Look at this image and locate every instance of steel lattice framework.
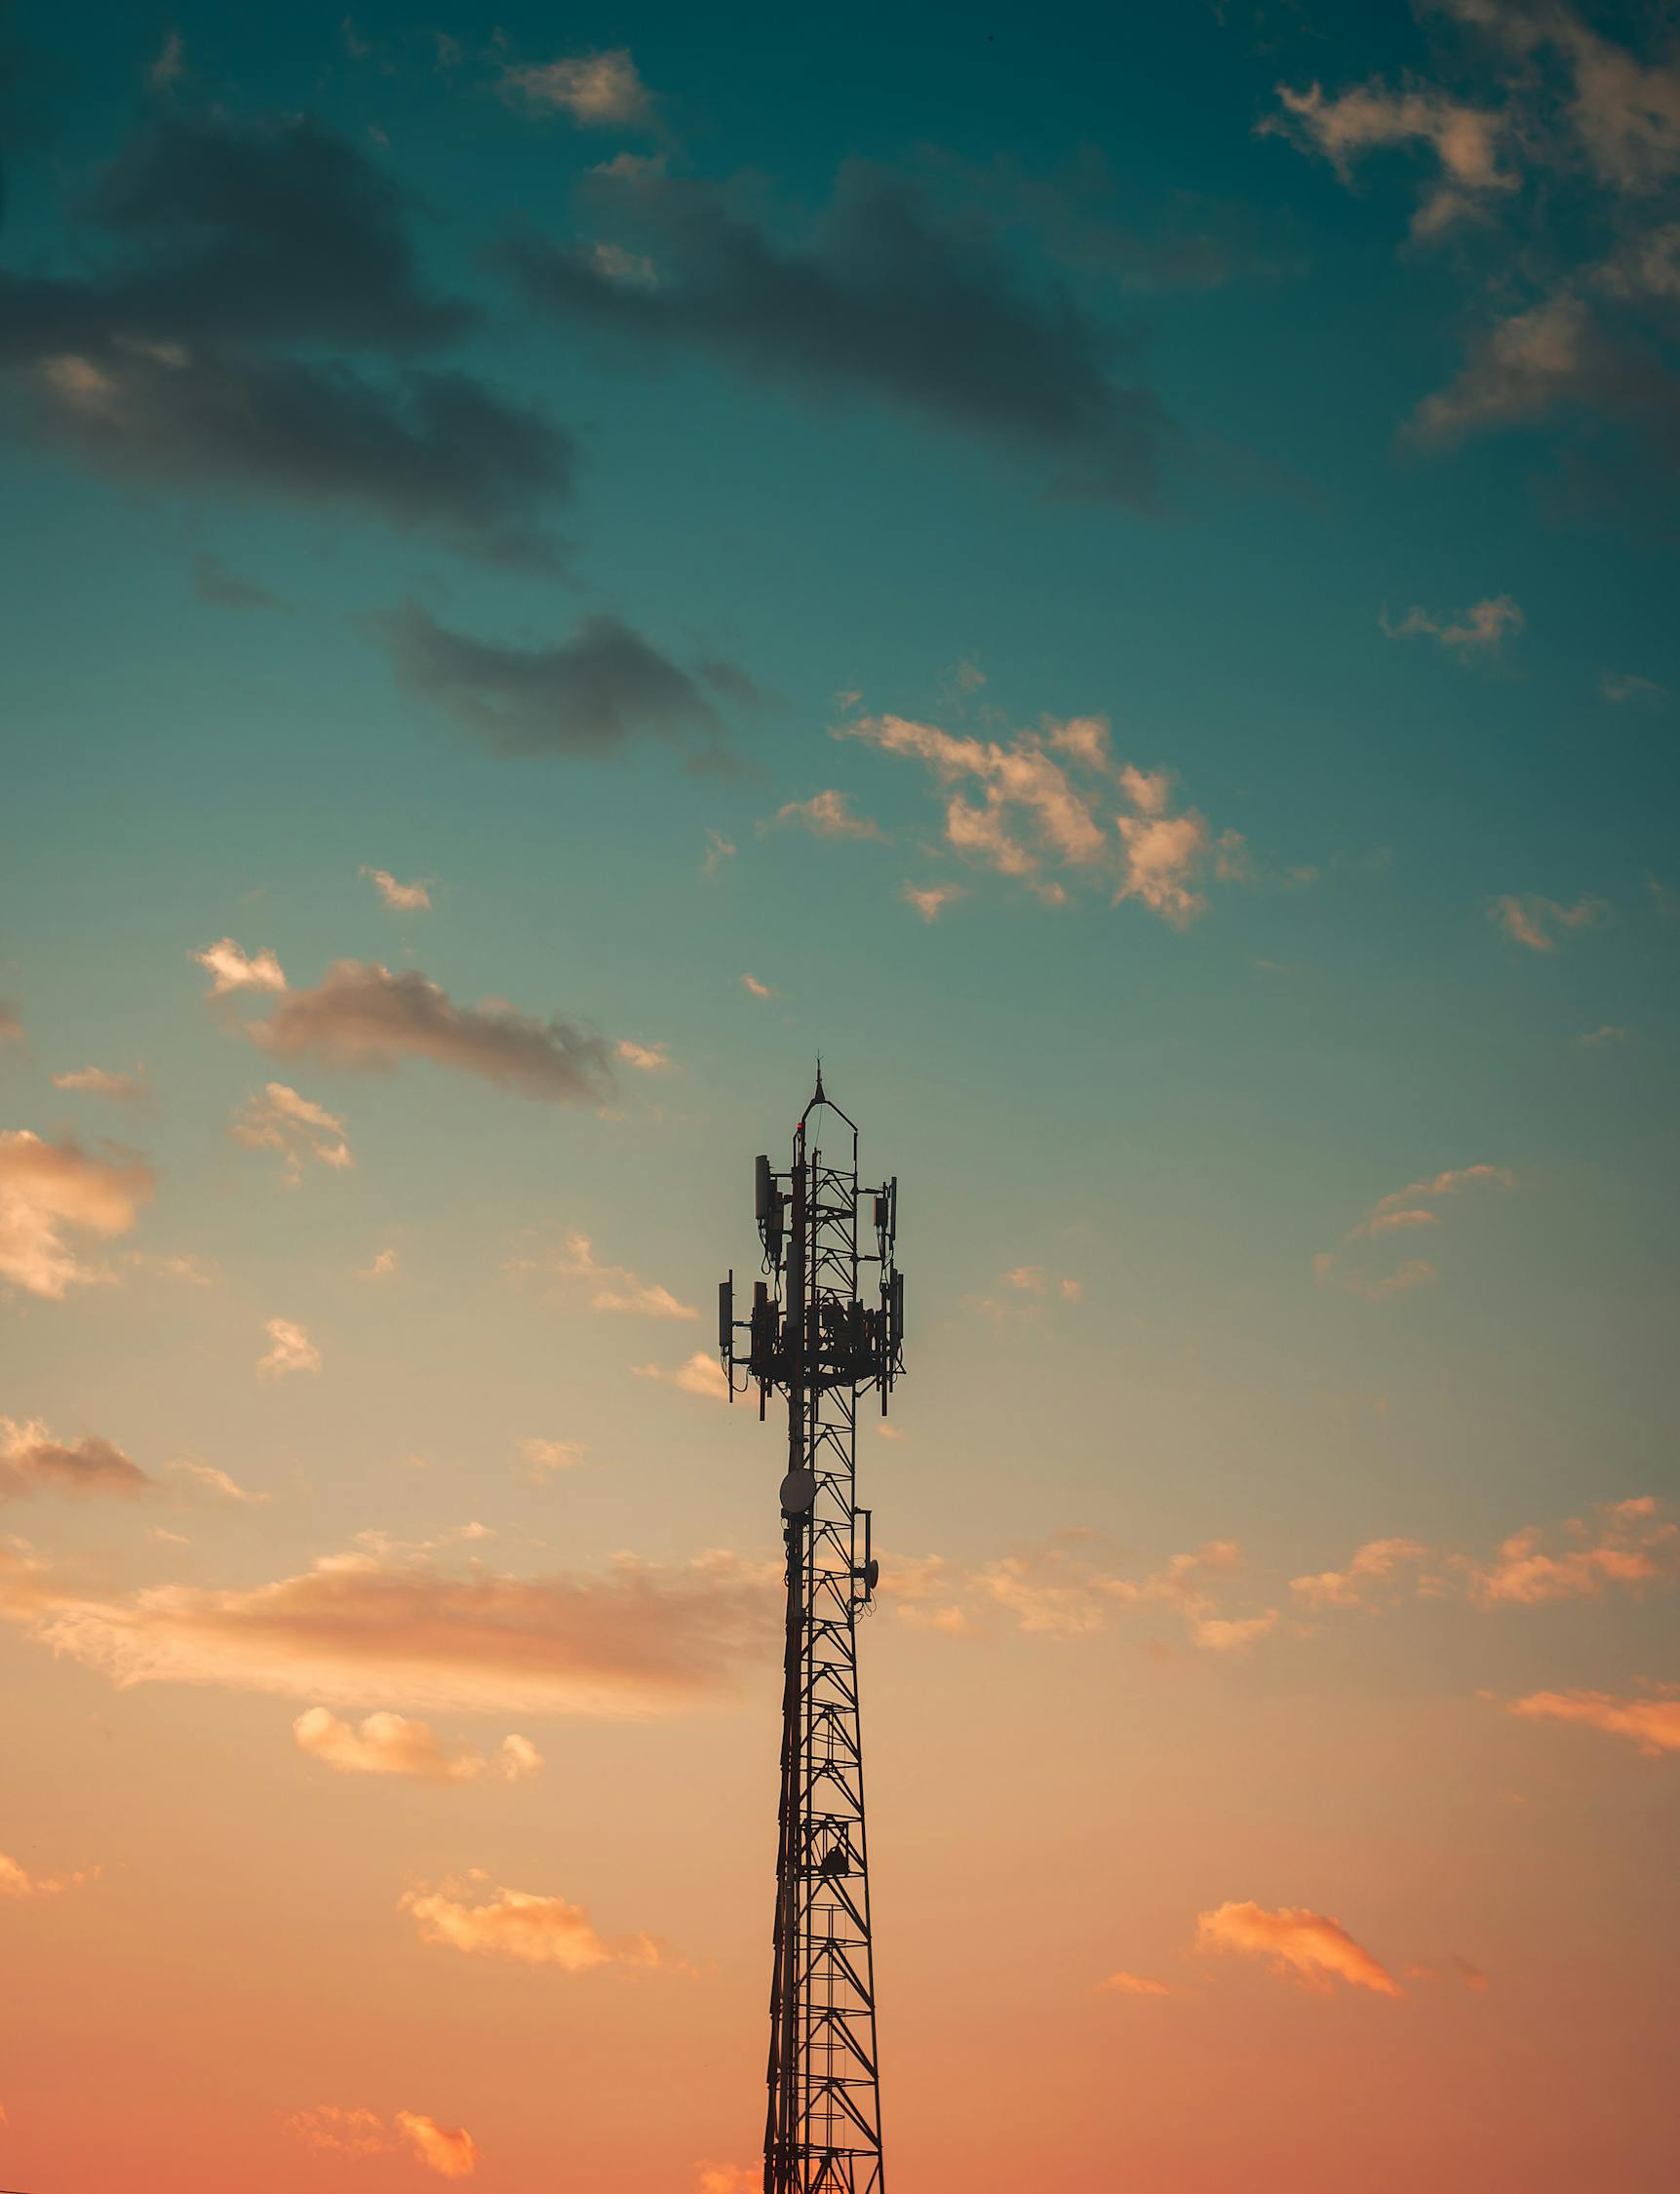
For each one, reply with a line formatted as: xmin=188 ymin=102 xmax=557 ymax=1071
xmin=720 ymin=1071 xmax=904 ymax=2194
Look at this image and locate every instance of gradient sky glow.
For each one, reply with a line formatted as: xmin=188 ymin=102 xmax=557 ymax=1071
xmin=4 ymin=2 xmax=1679 ymax=2188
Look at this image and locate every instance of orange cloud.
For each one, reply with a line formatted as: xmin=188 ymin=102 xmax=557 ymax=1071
xmin=1316 ymin=1163 xmax=1513 ymax=1299
xmin=289 ymin=2103 xmax=390 ymax=2156
xmin=1506 ymin=1685 xmax=1680 ymax=1756
xmin=8 ymin=1545 xmax=777 ymax=1716
xmin=842 ymin=711 xmax=1249 ymax=925
xmin=1196 ymin=1900 xmax=1402 ymax=1997
xmin=0 ymin=1849 xmax=98 ymax=1898
xmin=0 ymin=1417 xmax=151 ymax=1501
xmin=400 ymin=1873 xmax=677 ymax=1973
xmin=396 ymin=2111 xmax=480 ymax=2177
xmin=289 ymin=2104 xmax=480 ymax=2175
xmin=968 ymin=1533 xmax=1272 ymax=1652
xmin=293 ymin=1706 xmax=542 ymax=1783
xmin=696 ymin=2167 xmax=757 ymax=2193
xmin=768 ymin=788 xmax=885 ymax=840
xmin=1490 ymin=893 xmax=1605 ymax=952
xmin=1406 ymin=1956 xmax=1491 ymax=1989
xmin=1291 ymin=1537 xmax=1431 ymax=1610
xmin=0 ymin=1129 xmax=155 ymax=1299
xmin=1462 ymin=1497 xmax=1678 ymax=1605
xmin=1097 ymin=1970 xmax=1179 ymax=1997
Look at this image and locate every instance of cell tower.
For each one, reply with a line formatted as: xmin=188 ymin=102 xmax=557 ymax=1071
xmin=719 ymin=1068 xmax=904 ymax=2194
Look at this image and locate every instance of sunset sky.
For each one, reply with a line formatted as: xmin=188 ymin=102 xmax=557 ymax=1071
xmin=4 ymin=1 xmax=1679 ymax=2187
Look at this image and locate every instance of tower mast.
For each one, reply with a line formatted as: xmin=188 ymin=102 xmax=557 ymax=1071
xmin=720 ymin=1071 xmax=904 ymax=2194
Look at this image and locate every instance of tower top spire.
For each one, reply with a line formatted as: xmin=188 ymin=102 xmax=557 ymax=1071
xmin=812 ymin=1056 xmax=827 ymax=1107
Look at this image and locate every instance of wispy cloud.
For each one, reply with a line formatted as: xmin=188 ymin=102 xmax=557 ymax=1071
xmin=231 ymin=1082 xmax=353 ymax=1182
xmin=1505 ymin=1684 xmax=1680 ymax=1756
xmin=165 ymin=1459 xmax=270 ymax=1507
xmin=289 ymin=2104 xmax=480 ymax=2177
xmin=1491 ymin=893 xmax=1606 ymax=951
xmin=1260 ymin=76 xmax=1512 ymax=238
xmin=903 ymin=882 xmax=967 ymax=922
xmin=892 ymin=1531 xmax=1276 ymax=1654
xmin=518 ymin=1230 xmax=696 ymax=1318
xmin=520 ymin=1437 xmax=587 ymax=1479
xmin=1601 ymin=670 xmax=1668 ymax=705
xmin=1196 ymin=1900 xmax=1402 ymax=1997
xmin=741 ymin=972 xmax=773 ymax=999
xmin=1314 ymin=1162 xmax=1514 ymax=1299
xmin=1380 ymin=595 xmax=1524 ymax=655
xmin=3 ymin=1543 xmax=777 ymax=1715
xmin=50 ymin=1065 xmax=148 ymax=1104
xmin=1295 ymin=1497 xmax=1678 ymax=1615
xmin=1096 ymin=1969 xmax=1180 ymax=1997
xmin=766 ymin=789 xmax=885 ymax=841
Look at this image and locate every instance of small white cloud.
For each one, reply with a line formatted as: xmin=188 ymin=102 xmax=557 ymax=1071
xmin=903 ymin=882 xmax=966 ymax=922
xmin=50 ymin=1065 xmax=148 ymax=1104
xmin=767 ymin=790 xmax=885 ymax=841
xmin=498 ymin=46 xmax=657 ymax=129
xmin=741 ymin=973 xmax=773 ymax=999
xmin=520 ymin=1437 xmax=587 ymax=1479
xmin=360 ymin=1245 xmax=400 ymax=1278
xmin=257 ymin=1317 xmax=321 ymax=1381
xmin=361 ymin=866 xmax=433 ymax=912
xmin=617 ymin=1038 xmax=673 ymax=1073
xmin=632 ymin=1351 xmax=728 ymax=1400
xmin=194 ymin=938 xmax=288 ymax=996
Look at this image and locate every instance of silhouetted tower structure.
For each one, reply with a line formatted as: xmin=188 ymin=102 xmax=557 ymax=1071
xmin=720 ymin=1069 xmax=904 ymax=2194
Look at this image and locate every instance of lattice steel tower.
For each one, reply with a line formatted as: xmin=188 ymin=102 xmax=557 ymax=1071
xmin=719 ymin=1069 xmax=904 ymax=2194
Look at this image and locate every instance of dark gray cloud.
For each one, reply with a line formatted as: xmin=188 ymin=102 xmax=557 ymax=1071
xmin=377 ymin=599 xmax=752 ymax=759
xmin=916 ymin=145 xmax=1279 ymax=294
xmin=502 ymin=158 xmax=1174 ymax=509
xmin=192 ymin=553 xmax=277 ymax=609
xmin=0 ymin=112 xmax=574 ymax=560
xmin=246 ymin=960 xmax=616 ymax=1105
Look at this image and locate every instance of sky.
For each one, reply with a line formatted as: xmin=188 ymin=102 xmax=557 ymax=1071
xmin=2 ymin=0 xmax=1679 ymax=2187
